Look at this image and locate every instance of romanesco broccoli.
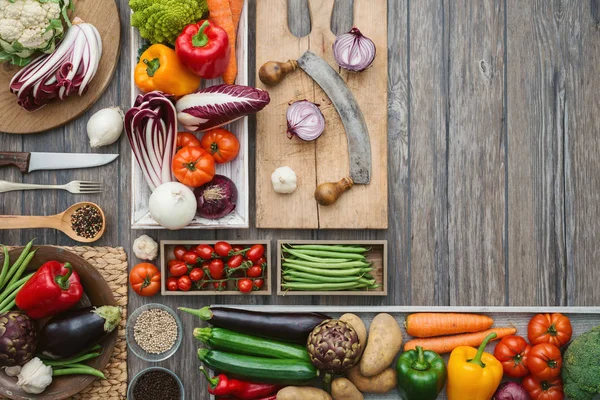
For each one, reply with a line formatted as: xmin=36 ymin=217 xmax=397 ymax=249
xmin=129 ymin=0 xmax=209 ymax=45
xmin=563 ymin=325 xmax=600 ymax=400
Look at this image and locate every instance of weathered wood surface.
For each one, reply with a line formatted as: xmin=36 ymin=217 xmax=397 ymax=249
xmin=0 ymin=1 xmax=599 ymax=399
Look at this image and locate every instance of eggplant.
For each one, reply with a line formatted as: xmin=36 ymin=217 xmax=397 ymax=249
xmin=37 ymin=306 xmax=121 ymax=359
xmin=179 ymin=306 xmax=330 ymax=344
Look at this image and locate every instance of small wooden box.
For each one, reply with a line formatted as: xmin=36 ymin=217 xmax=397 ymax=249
xmin=276 ymin=240 xmax=388 ymax=296
xmin=160 ymin=240 xmax=271 ymax=296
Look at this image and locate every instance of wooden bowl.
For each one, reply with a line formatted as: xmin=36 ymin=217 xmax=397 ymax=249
xmin=0 ymin=246 xmax=117 ymax=400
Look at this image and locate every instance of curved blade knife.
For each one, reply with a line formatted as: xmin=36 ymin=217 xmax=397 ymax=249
xmin=259 ymin=51 xmax=371 ymax=206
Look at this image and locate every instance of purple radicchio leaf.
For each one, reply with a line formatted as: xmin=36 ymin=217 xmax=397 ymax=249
xmin=175 ymin=84 xmax=271 ymax=131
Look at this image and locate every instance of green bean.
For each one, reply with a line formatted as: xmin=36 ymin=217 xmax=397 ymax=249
xmin=282 ymin=263 xmax=370 ymax=277
xmin=282 ymin=258 xmax=371 ymax=269
xmin=291 ymin=244 xmax=368 ymax=253
xmin=0 ymin=246 xmax=9 ymax=290
xmin=0 ymin=273 xmax=33 ymax=305
xmin=283 ymin=271 xmax=363 ymax=283
xmin=52 ymin=367 xmax=105 ymax=379
xmin=287 ymin=248 xmax=365 ymax=260
xmin=282 ymin=248 xmax=351 ymax=263
xmin=0 ymin=299 xmax=15 ymax=313
xmin=282 ymin=282 xmax=366 ymax=291
xmin=52 ymin=363 xmax=91 ymax=369
xmin=43 ymin=352 xmax=102 ymax=367
xmin=2 ymin=240 xmax=34 ymax=290
xmin=6 ymin=250 xmax=35 ymax=288
xmin=0 ymin=281 xmax=27 ymax=311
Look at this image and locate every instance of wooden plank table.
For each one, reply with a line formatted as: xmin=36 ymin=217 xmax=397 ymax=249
xmin=0 ymin=1 xmax=599 ymax=399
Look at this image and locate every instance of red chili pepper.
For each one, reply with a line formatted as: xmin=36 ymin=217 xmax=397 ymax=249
xmin=15 ymin=261 xmax=83 ymax=319
xmin=176 ymin=20 xmax=231 ymax=79
xmin=200 ymin=368 xmax=281 ymax=400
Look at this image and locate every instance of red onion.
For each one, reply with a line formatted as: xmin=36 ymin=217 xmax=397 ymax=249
xmin=493 ymin=382 xmax=530 ymax=400
xmin=332 ymin=27 xmax=376 ymax=72
xmin=194 ymin=175 xmax=237 ymax=219
xmin=9 ymin=19 xmax=102 ymax=111
xmin=286 ymin=100 xmax=325 ymax=141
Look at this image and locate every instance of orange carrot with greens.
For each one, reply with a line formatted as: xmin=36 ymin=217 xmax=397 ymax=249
xmin=403 ymin=327 xmax=517 ymax=354
xmin=405 ymin=313 xmax=494 ymax=338
xmin=229 ymin=0 xmax=244 ymax=34
xmin=208 ymin=0 xmax=237 ymax=84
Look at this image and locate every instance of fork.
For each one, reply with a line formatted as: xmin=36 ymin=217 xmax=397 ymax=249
xmin=0 ymin=180 xmax=103 ymax=194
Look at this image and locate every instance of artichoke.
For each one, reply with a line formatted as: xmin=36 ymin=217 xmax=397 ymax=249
xmin=307 ymin=319 xmax=362 ymax=387
xmin=0 ymin=311 xmax=36 ymax=367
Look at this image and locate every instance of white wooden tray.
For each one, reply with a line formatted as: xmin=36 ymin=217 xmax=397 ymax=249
xmin=130 ymin=4 xmax=249 ymax=229
xmin=206 ymin=306 xmax=600 ymax=400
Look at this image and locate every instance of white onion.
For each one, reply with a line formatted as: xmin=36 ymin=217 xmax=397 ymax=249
xmin=87 ymin=107 xmax=124 ymax=148
xmin=149 ymin=182 xmax=197 ymax=230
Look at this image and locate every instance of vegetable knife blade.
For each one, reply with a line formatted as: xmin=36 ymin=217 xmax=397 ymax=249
xmin=0 ymin=152 xmax=118 ymax=173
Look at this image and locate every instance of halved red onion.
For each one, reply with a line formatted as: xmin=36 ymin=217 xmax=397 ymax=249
xmin=286 ymin=100 xmax=325 ymax=141
xmin=332 ymin=27 xmax=376 ymax=72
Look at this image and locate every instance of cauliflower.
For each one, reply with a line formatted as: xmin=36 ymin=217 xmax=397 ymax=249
xmin=0 ymin=0 xmax=71 ymax=66
xmin=130 ymin=0 xmax=208 ymax=45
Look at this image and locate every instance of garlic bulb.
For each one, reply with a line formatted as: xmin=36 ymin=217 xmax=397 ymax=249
xmin=87 ymin=107 xmax=125 ymax=148
xmin=133 ymin=235 xmax=159 ymax=260
xmin=271 ymin=166 xmax=297 ymax=194
xmin=17 ymin=358 xmax=52 ymax=394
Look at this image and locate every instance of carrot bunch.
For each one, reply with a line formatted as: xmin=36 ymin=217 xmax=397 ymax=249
xmin=207 ymin=0 xmax=244 ymax=84
xmin=403 ymin=312 xmax=517 ymax=354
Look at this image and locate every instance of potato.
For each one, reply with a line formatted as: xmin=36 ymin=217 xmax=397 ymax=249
xmin=340 ymin=313 xmax=367 ymax=355
xmin=276 ymin=386 xmax=332 ymax=400
xmin=331 ymin=377 xmax=364 ymax=400
xmin=360 ymin=313 xmax=403 ymax=377
xmin=347 ymin=366 xmax=397 ymax=394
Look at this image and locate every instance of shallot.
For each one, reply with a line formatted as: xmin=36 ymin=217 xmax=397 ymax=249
xmin=332 ymin=27 xmax=376 ymax=72
xmin=286 ymin=100 xmax=325 ymax=141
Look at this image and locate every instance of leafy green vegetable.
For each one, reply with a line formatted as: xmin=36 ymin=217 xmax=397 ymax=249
xmin=563 ymin=325 xmax=600 ymax=400
xmin=129 ymin=0 xmax=209 ymax=45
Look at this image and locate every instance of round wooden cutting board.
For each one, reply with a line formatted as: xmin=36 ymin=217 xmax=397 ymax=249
xmin=0 ymin=0 xmax=121 ymax=134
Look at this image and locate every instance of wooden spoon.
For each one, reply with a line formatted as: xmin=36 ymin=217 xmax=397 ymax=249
xmin=0 ymin=201 xmax=106 ymax=243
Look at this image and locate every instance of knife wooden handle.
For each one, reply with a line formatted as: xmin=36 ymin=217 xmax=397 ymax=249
xmin=314 ymin=177 xmax=354 ymax=206
xmin=0 ymin=152 xmax=30 ymax=173
xmin=259 ymin=60 xmax=298 ymax=86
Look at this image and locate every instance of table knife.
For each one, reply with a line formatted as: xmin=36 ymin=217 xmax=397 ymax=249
xmin=0 ymin=152 xmax=118 ymax=173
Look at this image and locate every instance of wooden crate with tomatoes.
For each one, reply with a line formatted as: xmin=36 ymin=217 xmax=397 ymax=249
xmin=160 ymin=240 xmax=271 ymax=295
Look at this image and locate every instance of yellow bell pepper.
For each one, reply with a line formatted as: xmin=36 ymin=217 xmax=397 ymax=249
xmin=447 ymin=333 xmax=503 ymax=400
xmin=134 ymin=44 xmax=201 ymax=96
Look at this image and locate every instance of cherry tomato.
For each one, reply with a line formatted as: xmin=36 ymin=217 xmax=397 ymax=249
xmin=177 ymin=275 xmax=192 ymax=291
xmin=246 ymin=245 xmax=265 ymax=263
xmin=208 ymin=259 xmax=225 ymax=280
xmin=228 ymin=254 xmax=244 ymax=269
xmin=183 ymin=251 xmax=201 ymax=265
xmin=526 ymin=343 xmax=562 ymax=380
xmin=247 ymin=265 xmax=263 ymax=278
xmin=255 ymin=256 xmax=267 ymax=267
xmin=189 ymin=268 xmax=205 ymax=282
xmin=522 ymin=375 xmax=564 ymax=400
xmin=173 ymin=245 xmax=188 ymax=261
xmin=237 ymin=278 xmax=253 ymax=293
xmin=253 ymin=279 xmax=264 ymax=290
xmin=195 ymin=244 xmax=216 ymax=260
xmin=528 ymin=313 xmax=572 ymax=348
xmin=167 ymin=277 xmax=178 ymax=291
xmin=493 ymin=335 xmax=531 ymax=378
xmin=232 ymin=245 xmax=244 ymax=253
xmin=214 ymin=241 xmax=233 ymax=257
xmin=213 ymin=281 xmax=227 ymax=290
xmin=168 ymin=260 xmax=189 ymax=277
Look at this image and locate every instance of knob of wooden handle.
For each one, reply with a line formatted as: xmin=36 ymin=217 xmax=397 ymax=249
xmin=314 ymin=177 xmax=354 ymax=206
xmin=259 ymin=60 xmax=298 ymax=86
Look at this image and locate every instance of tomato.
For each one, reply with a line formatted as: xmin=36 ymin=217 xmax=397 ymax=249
xmin=167 ymin=277 xmax=179 ymax=291
xmin=129 ymin=263 xmax=161 ymax=297
xmin=528 ymin=313 xmax=572 ymax=348
xmin=173 ymin=245 xmax=188 ymax=260
xmin=237 ymin=278 xmax=253 ymax=293
xmin=208 ymin=259 xmax=225 ymax=280
xmin=246 ymin=245 xmax=265 ymax=263
xmin=247 ymin=265 xmax=263 ymax=278
xmin=526 ymin=343 xmax=562 ymax=380
xmin=253 ymin=278 xmax=264 ymax=290
xmin=228 ymin=254 xmax=244 ymax=269
xmin=183 ymin=251 xmax=201 ymax=265
xmin=172 ymin=146 xmax=215 ymax=187
xmin=176 ymin=132 xmax=201 ymax=151
xmin=200 ymin=128 xmax=240 ymax=164
xmin=522 ymin=375 xmax=564 ymax=400
xmin=195 ymin=244 xmax=216 ymax=260
xmin=232 ymin=245 xmax=244 ymax=253
xmin=214 ymin=241 xmax=233 ymax=257
xmin=213 ymin=281 xmax=227 ymax=290
xmin=255 ymin=256 xmax=267 ymax=267
xmin=189 ymin=268 xmax=205 ymax=282
xmin=493 ymin=335 xmax=531 ymax=378
xmin=177 ymin=275 xmax=193 ymax=291
xmin=168 ymin=260 xmax=189 ymax=277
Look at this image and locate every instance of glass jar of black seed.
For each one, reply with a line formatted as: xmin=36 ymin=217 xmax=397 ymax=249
xmin=130 ymin=368 xmax=183 ymax=400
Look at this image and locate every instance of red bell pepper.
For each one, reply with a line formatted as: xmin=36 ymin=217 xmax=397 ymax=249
xmin=216 ymin=397 xmax=276 ymax=400
xmin=15 ymin=261 xmax=83 ymax=319
xmin=176 ymin=20 xmax=231 ymax=79
xmin=200 ymin=367 xmax=281 ymax=400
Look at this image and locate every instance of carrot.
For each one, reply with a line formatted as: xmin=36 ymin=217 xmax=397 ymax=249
xmin=208 ymin=0 xmax=237 ymax=84
xmin=405 ymin=313 xmax=494 ymax=338
xmin=229 ymin=0 xmax=244 ymax=34
xmin=403 ymin=327 xmax=517 ymax=354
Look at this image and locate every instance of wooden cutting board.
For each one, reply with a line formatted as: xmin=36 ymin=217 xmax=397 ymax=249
xmin=0 ymin=0 xmax=121 ymax=134
xmin=255 ymin=0 xmax=388 ymax=229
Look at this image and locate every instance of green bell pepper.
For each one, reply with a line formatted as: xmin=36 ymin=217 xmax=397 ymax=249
xmin=396 ymin=346 xmax=447 ymax=400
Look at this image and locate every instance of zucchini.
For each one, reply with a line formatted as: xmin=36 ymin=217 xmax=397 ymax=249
xmin=194 ymin=327 xmax=310 ymax=362
xmin=197 ymin=349 xmax=318 ymax=384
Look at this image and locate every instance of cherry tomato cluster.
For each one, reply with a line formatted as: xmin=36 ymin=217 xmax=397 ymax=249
xmin=493 ymin=313 xmax=572 ymax=400
xmin=166 ymin=242 xmax=266 ymax=293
